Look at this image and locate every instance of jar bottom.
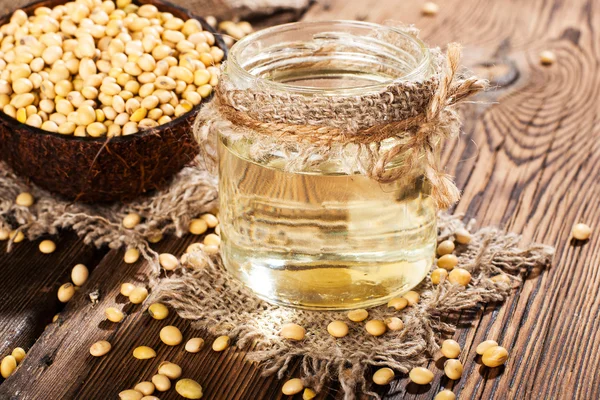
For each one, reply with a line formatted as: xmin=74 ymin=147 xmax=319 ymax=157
xmin=221 ymin=236 xmax=434 ymax=310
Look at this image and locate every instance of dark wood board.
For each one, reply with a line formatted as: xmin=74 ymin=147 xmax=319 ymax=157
xmin=1 ymin=0 xmax=600 ymax=399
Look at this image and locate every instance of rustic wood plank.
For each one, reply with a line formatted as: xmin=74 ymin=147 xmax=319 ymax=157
xmin=0 ymin=235 xmax=289 ymax=400
xmin=0 ymin=234 xmax=106 ymax=381
xmin=1 ymin=0 xmax=600 ymax=399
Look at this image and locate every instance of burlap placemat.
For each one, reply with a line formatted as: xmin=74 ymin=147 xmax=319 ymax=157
xmin=153 ymin=213 xmax=553 ymax=399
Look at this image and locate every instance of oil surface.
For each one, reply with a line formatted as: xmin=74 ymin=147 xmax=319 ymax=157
xmin=218 ymin=139 xmax=437 ymax=310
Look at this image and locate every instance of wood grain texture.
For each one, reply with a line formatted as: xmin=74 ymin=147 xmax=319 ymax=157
xmin=0 ymin=234 xmax=105 ymax=374
xmin=1 ymin=0 xmax=600 ymax=399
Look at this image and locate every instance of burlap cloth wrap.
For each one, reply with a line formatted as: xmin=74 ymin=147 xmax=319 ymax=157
xmin=195 ymin=36 xmax=487 ymax=209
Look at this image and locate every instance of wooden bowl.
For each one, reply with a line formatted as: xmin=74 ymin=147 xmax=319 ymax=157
xmin=0 ymin=0 xmax=226 ymax=202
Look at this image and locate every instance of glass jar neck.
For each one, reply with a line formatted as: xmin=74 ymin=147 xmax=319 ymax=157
xmin=226 ymin=21 xmax=432 ymax=97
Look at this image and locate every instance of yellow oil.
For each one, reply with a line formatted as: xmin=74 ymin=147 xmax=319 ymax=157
xmin=218 ymin=137 xmax=437 ymax=310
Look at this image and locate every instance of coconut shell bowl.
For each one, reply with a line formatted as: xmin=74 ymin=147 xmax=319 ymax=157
xmin=0 ymin=0 xmax=226 ymax=202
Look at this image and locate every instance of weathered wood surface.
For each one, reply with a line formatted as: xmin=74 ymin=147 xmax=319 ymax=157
xmin=1 ymin=0 xmax=600 ymax=399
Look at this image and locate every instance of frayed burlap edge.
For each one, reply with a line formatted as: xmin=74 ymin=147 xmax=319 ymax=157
xmin=0 ymin=159 xmax=218 ymax=277
xmin=152 ymin=213 xmax=554 ymax=399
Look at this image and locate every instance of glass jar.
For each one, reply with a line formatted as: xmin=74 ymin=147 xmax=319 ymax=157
xmin=218 ymin=21 xmax=437 ymax=310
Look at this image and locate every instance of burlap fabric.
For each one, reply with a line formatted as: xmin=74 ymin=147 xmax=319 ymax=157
xmin=154 ymin=213 xmax=553 ymax=399
xmin=0 ymin=159 xmax=218 ymax=274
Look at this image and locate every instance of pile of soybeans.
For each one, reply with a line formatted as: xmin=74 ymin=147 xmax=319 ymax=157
xmin=0 ymin=0 xmax=226 ymax=137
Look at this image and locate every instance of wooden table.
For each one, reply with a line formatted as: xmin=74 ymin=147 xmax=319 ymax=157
xmin=1 ymin=0 xmax=599 ymax=398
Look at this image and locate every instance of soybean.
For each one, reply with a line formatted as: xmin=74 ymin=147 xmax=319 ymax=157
xmin=437 ymin=240 xmax=455 ymax=256
xmin=122 ymin=213 xmax=141 ymax=229
xmin=431 ymin=268 xmax=448 ymax=285
xmin=572 ymin=223 xmax=592 ymax=240
xmin=90 ymin=340 xmax=111 ymax=357
xmin=15 ymin=191 xmax=34 ymax=206
xmin=120 ymin=282 xmax=136 ymax=297
xmin=422 ymin=2 xmax=440 ymax=16
xmin=347 ymin=309 xmax=368 ymax=322
xmin=327 ymin=320 xmax=349 ymax=338
xmin=444 ymin=359 xmax=463 ymax=380
xmin=384 ymin=317 xmax=404 ymax=331
xmin=185 ymin=337 xmax=204 ymax=353
xmin=133 ymin=346 xmax=156 ymax=360
xmin=124 ymin=248 xmax=140 ymax=263
xmin=387 ymin=297 xmax=408 ymax=310
xmin=39 ymin=239 xmax=56 ymax=254
xmin=1 ymin=355 xmax=17 ymax=378
xmin=11 ymin=347 xmax=26 ymax=363
xmin=158 ymin=361 xmax=182 ymax=379
xmin=71 ymin=264 xmax=89 ymax=286
xmin=281 ymin=378 xmax=304 ymax=395
xmin=435 ymin=390 xmax=456 ymax=400
xmin=440 ymin=339 xmax=461 ymax=359
xmin=175 ymin=378 xmax=203 ymax=399
xmin=365 ymin=320 xmax=387 ymax=336
xmin=158 ymin=253 xmax=179 ymax=271
xmin=448 ymin=268 xmax=471 ymax=286
xmin=10 ymin=230 xmax=24 ymax=243
xmin=129 ymin=286 xmax=149 ymax=304
xmin=159 ymin=325 xmax=183 ymax=346
xmin=200 ymin=213 xmax=218 ymax=228
xmin=482 ymin=346 xmax=508 ymax=367
xmin=403 ymin=291 xmax=420 ymax=306
xmin=57 ymin=282 xmax=75 ymax=302
xmin=152 ymin=374 xmax=171 ymax=391
xmin=187 ymin=243 xmax=203 ymax=254
xmin=203 ymin=233 xmax=220 ymax=246
xmin=454 ymin=228 xmax=472 ymax=244
xmin=372 ymin=367 xmax=394 ymax=385
xmin=212 ymin=335 xmax=230 ymax=351
xmin=148 ymin=233 xmax=163 ymax=244
xmin=119 ymin=390 xmax=143 ymax=400
xmin=280 ymin=323 xmax=306 ymax=340
xmin=189 ymin=218 xmax=208 ymax=235
xmin=134 ymin=382 xmax=155 ymax=396
xmin=539 ymin=50 xmax=556 ymax=66
xmin=409 ymin=367 xmax=434 ymax=385
xmin=105 ymin=307 xmax=125 ymax=323
xmin=437 ymin=254 xmax=458 ymax=270
xmin=148 ymin=303 xmax=169 ymax=320
xmin=491 ymin=274 xmax=511 ymax=285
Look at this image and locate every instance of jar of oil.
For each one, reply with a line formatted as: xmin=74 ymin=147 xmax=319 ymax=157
xmin=218 ymin=21 xmax=437 ymax=310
